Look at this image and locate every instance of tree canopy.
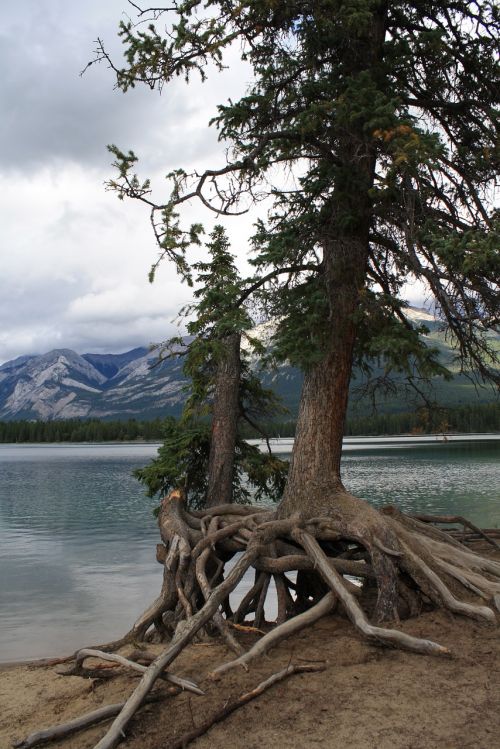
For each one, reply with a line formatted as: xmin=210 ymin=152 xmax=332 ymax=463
xmin=62 ymin=9 xmax=500 ymax=746
xmin=100 ymin=0 xmax=499 ymax=514
xmin=104 ymin=0 xmax=499 ymax=383
xmin=135 ymin=225 xmax=288 ymax=508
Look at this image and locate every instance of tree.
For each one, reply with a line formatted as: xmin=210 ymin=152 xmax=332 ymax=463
xmin=71 ymin=5 xmax=500 ymax=746
xmin=104 ymin=0 xmax=498 ymax=514
xmin=135 ymin=225 xmax=288 ymax=508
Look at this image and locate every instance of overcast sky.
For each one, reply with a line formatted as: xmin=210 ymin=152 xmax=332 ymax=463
xmin=1 ymin=2 xmax=429 ymax=367
xmin=0 ymin=0 xmax=262 ymax=364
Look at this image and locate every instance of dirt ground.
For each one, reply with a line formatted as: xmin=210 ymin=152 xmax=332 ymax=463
xmin=2 ymin=571 xmax=500 ymax=749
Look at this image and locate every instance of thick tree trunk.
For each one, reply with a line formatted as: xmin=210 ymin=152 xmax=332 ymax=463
xmin=206 ymin=332 xmax=241 ymax=506
xmin=276 ymin=8 xmax=398 ymax=619
xmin=278 ymin=237 xmax=369 ymax=517
xmin=278 ymin=2 xmax=388 ymax=520
xmin=277 ymin=242 xmax=402 ymax=622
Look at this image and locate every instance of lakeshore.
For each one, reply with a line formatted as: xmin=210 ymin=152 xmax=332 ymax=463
xmin=1 ymin=437 xmax=499 ymax=663
xmin=2 ymin=593 xmax=499 ymax=749
xmin=1 ymin=437 xmax=499 ymax=748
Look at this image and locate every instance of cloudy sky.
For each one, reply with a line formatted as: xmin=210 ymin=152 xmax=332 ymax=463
xmin=0 ymin=0 xmax=260 ymax=364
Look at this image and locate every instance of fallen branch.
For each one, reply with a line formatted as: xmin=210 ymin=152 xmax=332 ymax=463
xmin=12 ymin=695 xmax=166 ymax=749
xmin=163 ymin=663 xmax=326 ymax=749
xmin=71 ymin=649 xmax=204 ymax=695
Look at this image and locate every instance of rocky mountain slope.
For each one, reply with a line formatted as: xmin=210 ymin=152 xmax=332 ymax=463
xmin=0 ymin=308 xmax=497 ymax=421
xmin=0 ymin=347 xmax=186 ymax=421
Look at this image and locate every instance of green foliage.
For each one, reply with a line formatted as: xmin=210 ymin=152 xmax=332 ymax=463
xmin=134 ymin=414 xmax=288 ymax=510
xmin=135 ymin=226 xmax=289 ymax=507
xmin=346 ymin=402 xmax=500 ymax=436
xmin=2 ymin=402 xmax=497 ymax=446
xmin=100 ymin=0 xmax=499 ymax=394
xmin=180 ymin=225 xmax=252 ymax=414
xmin=133 ymin=417 xmax=211 ymax=507
xmin=0 ymin=418 xmax=165 ymax=443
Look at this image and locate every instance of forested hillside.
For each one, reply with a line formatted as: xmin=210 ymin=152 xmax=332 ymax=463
xmin=1 ymin=401 xmax=498 ymax=443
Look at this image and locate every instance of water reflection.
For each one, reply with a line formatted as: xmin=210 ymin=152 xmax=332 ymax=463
xmin=341 ymin=442 xmax=500 ymax=527
xmin=0 ymin=439 xmax=498 ymax=661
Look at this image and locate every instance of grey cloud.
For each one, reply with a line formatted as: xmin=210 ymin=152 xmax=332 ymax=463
xmin=0 ymin=1 xmax=252 ymax=365
xmin=0 ymin=270 xmax=185 ymax=362
xmin=0 ymin=0 xmax=222 ymax=174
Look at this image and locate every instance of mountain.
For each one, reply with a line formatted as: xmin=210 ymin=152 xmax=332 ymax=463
xmin=0 ymin=347 xmax=187 ymax=421
xmin=0 ymin=308 xmax=497 ymax=421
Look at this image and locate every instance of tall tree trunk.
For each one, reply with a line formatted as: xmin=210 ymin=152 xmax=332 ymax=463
xmin=206 ymin=332 xmax=241 ymax=506
xmin=279 ymin=3 xmax=388 ymax=519
xmin=278 ymin=236 xmax=369 ymax=517
xmin=278 ymin=235 xmax=402 ymax=622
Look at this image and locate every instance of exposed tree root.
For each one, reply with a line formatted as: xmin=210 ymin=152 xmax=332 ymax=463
xmin=12 ymin=695 xmax=168 ymax=749
xmin=411 ymin=514 xmax=500 ymax=551
xmin=163 ymin=662 xmax=326 ymax=749
xmin=62 ymin=649 xmax=204 ymax=695
xmin=34 ymin=489 xmax=498 ymax=749
xmin=212 ymin=593 xmax=337 ymax=676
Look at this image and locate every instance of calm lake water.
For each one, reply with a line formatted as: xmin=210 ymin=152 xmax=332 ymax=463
xmin=0 ymin=437 xmax=499 ymax=662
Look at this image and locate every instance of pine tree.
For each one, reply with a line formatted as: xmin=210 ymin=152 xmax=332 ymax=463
xmin=104 ymin=1 xmax=499 ymax=529
xmin=135 ymin=225 xmax=288 ymax=508
xmin=72 ymin=9 xmax=500 ymax=739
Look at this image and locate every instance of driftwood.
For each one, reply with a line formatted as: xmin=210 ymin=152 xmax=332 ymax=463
xmin=163 ymin=663 xmax=326 ymax=749
xmin=22 ymin=491 xmax=500 ymax=749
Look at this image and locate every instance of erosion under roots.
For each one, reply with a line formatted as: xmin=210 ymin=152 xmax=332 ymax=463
xmin=132 ymin=489 xmax=500 ymax=651
xmin=26 ymin=489 xmax=500 ymax=749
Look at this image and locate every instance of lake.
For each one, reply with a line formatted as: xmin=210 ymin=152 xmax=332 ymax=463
xmin=1 ymin=437 xmax=499 ymax=662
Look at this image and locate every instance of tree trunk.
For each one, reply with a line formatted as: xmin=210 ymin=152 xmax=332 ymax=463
xmin=275 ymin=9 xmax=400 ymax=619
xmin=278 ymin=237 xmax=369 ymax=518
xmin=278 ymin=3 xmax=388 ymax=519
xmin=206 ymin=332 xmax=241 ymax=506
xmin=277 ymin=234 xmax=402 ymax=622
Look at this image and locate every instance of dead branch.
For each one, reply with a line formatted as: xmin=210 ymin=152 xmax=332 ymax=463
xmin=12 ymin=694 xmax=166 ymax=749
xmin=163 ymin=663 xmax=326 ymax=749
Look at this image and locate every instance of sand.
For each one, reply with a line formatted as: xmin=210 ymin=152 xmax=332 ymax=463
xmin=2 ymin=548 xmax=500 ymax=749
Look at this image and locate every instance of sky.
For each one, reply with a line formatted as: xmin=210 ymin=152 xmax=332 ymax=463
xmin=1 ymin=2 xmax=430 ymax=367
xmin=0 ymin=0 xmax=260 ymax=364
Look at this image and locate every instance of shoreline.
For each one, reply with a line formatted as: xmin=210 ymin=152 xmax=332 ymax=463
xmin=1 ymin=430 xmax=499 ymax=448
xmin=2 ymin=607 xmax=499 ymax=749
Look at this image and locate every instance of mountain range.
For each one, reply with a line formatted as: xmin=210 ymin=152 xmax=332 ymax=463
xmin=0 ymin=308 xmax=497 ymax=422
xmin=0 ymin=347 xmax=187 ymax=421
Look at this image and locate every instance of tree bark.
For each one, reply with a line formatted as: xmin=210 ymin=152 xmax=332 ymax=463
xmin=278 ymin=5 xmax=388 ymax=519
xmin=278 ymin=237 xmax=369 ymax=517
xmin=206 ymin=332 xmax=241 ymax=506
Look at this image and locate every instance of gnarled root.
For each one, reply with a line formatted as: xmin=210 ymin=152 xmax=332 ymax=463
xmin=51 ymin=489 xmax=498 ymax=749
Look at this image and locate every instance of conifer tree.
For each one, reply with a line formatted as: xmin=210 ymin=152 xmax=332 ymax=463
xmin=69 ymin=11 xmax=500 ymax=742
xmin=102 ymin=0 xmax=499 ymax=532
xmin=135 ymin=225 xmax=288 ymax=508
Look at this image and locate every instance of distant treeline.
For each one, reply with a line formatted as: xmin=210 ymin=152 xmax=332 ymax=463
xmin=0 ymin=402 xmax=498 ymax=443
xmin=0 ymin=418 xmax=165 ymax=443
xmin=345 ymin=401 xmax=500 ymax=436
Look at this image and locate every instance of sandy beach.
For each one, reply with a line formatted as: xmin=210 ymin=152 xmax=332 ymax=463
xmin=2 ymin=588 xmax=499 ymax=749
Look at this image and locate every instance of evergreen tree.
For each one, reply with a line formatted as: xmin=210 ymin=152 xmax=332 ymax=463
xmin=102 ymin=1 xmax=499 ymax=525
xmin=64 ymin=11 xmax=500 ymax=722
xmin=135 ymin=225 xmax=288 ymax=508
